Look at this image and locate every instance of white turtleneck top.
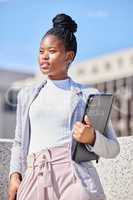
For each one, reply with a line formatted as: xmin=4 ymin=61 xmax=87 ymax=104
xmin=28 ymin=78 xmax=72 ymax=154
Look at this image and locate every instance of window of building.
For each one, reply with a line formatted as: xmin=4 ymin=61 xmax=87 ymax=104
xmin=117 ymin=57 xmax=123 ymax=67
xmin=130 ymin=55 xmax=133 ymax=65
xmin=77 ymin=68 xmax=85 ymax=75
xmin=104 ymin=62 xmax=111 ymax=71
xmin=91 ymin=65 xmax=99 ymax=74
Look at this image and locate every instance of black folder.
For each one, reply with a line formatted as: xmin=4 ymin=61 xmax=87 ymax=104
xmin=71 ymin=93 xmax=114 ymax=163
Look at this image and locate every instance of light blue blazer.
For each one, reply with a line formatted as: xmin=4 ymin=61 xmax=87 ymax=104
xmin=9 ymin=77 xmax=120 ymax=198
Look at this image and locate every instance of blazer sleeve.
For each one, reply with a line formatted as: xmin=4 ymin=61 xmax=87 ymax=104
xmin=9 ymin=88 xmax=23 ymax=180
xmin=85 ymin=120 xmax=120 ymax=158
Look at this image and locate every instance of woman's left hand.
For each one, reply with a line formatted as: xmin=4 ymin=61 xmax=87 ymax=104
xmin=73 ymin=115 xmax=96 ymax=145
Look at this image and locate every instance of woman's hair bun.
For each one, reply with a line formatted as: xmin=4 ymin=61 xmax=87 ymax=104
xmin=52 ymin=13 xmax=77 ymax=33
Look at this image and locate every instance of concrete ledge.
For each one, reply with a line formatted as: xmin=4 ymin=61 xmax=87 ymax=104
xmin=0 ymin=140 xmax=12 ymax=200
xmin=93 ymin=136 xmax=133 ymax=200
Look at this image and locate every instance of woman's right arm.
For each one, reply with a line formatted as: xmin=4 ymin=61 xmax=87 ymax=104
xmin=8 ymin=89 xmax=24 ymax=200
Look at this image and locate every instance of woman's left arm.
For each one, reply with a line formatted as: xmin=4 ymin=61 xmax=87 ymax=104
xmin=85 ymin=120 xmax=120 ymax=158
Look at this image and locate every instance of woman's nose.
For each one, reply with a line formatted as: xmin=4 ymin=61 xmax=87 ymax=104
xmin=41 ymin=51 xmax=49 ymax=60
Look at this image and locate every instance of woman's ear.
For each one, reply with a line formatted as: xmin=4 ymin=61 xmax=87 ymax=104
xmin=65 ymin=51 xmax=75 ymax=65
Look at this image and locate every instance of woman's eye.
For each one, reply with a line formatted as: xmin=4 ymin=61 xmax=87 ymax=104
xmin=39 ymin=50 xmax=44 ymax=54
xmin=49 ymin=50 xmax=56 ymax=53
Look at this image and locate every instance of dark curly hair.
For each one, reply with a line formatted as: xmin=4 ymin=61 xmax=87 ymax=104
xmin=41 ymin=13 xmax=78 ymax=59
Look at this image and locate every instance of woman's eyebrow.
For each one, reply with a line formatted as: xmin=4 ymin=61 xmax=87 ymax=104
xmin=40 ymin=45 xmax=57 ymax=50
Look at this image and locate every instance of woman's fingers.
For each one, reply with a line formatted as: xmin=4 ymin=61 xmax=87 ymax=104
xmin=73 ymin=122 xmax=87 ymax=139
xmin=73 ymin=122 xmax=85 ymax=135
xmin=84 ymin=115 xmax=92 ymax=125
xmin=74 ymin=121 xmax=83 ymax=127
xmin=73 ymin=118 xmax=95 ymax=144
xmin=73 ymin=121 xmax=91 ymax=132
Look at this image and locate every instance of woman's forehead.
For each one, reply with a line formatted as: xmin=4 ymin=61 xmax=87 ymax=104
xmin=40 ymin=34 xmax=64 ymax=49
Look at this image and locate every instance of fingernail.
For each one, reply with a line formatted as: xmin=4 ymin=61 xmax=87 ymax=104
xmin=85 ymin=115 xmax=89 ymax=120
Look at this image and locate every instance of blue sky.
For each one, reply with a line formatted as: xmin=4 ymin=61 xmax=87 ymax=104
xmin=0 ymin=0 xmax=133 ymax=73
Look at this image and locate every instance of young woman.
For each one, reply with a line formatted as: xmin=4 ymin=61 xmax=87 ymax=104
xmin=8 ymin=13 xmax=120 ymax=200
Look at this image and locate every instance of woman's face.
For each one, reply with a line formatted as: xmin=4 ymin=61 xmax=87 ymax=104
xmin=39 ymin=34 xmax=74 ymax=80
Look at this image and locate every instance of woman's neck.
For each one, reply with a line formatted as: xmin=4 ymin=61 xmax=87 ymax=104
xmin=48 ymin=74 xmax=69 ymax=80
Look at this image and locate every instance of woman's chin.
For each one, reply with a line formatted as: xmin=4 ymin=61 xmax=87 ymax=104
xmin=40 ymin=68 xmax=50 ymax=75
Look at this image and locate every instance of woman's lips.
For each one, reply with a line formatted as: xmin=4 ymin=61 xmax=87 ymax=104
xmin=40 ymin=63 xmax=50 ymax=69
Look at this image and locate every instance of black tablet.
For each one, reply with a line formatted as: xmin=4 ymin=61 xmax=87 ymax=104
xmin=71 ymin=93 xmax=114 ymax=163
xmin=84 ymin=93 xmax=114 ymax=134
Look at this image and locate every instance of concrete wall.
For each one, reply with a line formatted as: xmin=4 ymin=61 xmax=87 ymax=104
xmin=93 ymin=136 xmax=133 ymax=200
xmin=0 ymin=139 xmax=12 ymax=200
xmin=0 ymin=136 xmax=133 ymax=200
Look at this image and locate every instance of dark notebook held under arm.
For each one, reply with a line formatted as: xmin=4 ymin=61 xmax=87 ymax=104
xmin=71 ymin=93 xmax=114 ymax=163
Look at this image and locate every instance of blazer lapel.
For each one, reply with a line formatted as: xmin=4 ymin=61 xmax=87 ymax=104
xmin=68 ymin=80 xmax=86 ymax=129
xmin=69 ymin=86 xmax=83 ymax=119
xmin=28 ymin=79 xmax=47 ymax=108
xmin=24 ymin=79 xmax=47 ymax=125
xmin=22 ymin=79 xmax=47 ymax=155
